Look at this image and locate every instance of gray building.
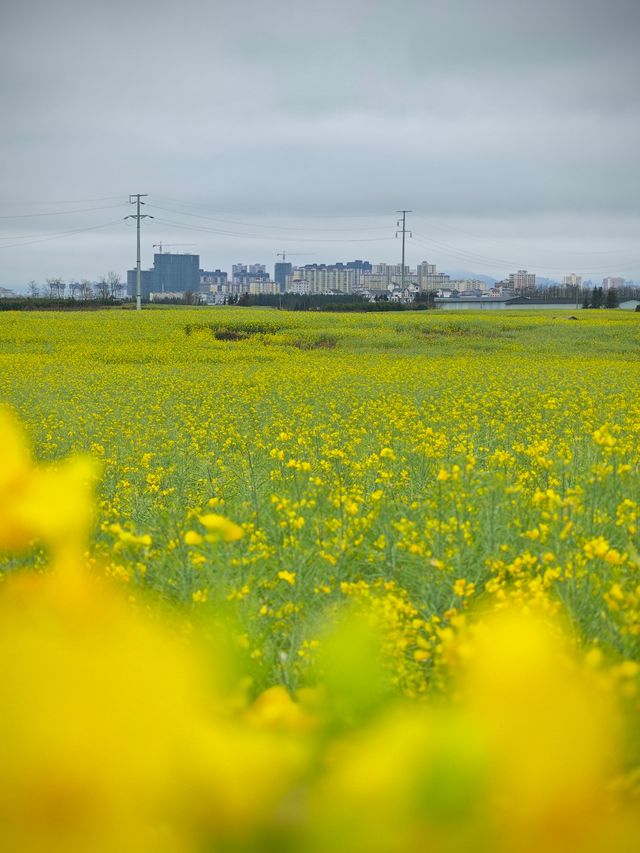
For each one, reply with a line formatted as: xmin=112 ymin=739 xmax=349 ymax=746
xmin=274 ymin=262 xmax=292 ymax=294
xmin=200 ymin=269 xmax=228 ymax=288
xmin=126 ymin=268 xmax=155 ymax=298
xmin=435 ymin=296 xmax=579 ymax=311
xmin=153 ymin=253 xmax=200 ymax=294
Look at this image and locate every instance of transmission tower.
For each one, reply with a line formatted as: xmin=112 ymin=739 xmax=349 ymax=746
xmin=396 ymin=210 xmax=412 ymax=290
xmin=124 ymin=194 xmax=153 ymax=310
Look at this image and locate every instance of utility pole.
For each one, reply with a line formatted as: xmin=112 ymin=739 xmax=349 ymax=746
xmin=125 ymin=194 xmax=152 ymax=311
xmin=396 ymin=210 xmax=412 ymax=291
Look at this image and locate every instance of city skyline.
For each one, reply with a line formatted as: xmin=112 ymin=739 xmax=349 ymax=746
xmin=2 ymin=201 xmax=639 ymax=290
xmin=6 ymin=236 xmax=639 ymax=295
xmin=1 ymin=0 xmax=639 ymax=285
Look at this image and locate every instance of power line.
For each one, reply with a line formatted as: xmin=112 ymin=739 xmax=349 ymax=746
xmin=0 ymin=195 xmax=123 ymax=207
xmin=2 ymin=194 xmax=638 ymax=280
xmin=413 ymin=214 xmax=637 ymax=258
xmin=149 ymin=203 xmax=391 ymax=233
xmin=0 ymin=220 xmax=125 ymax=250
xmin=411 ymin=231 xmax=523 ymax=268
xmin=410 ymin=232 xmax=640 ymax=275
xmin=153 ymin=198 xmax=392 ymax=220
xmin=0 ymin=203 xmax=127 ymax=219
xmin=152 ymin=216 xmax=396 ymax=243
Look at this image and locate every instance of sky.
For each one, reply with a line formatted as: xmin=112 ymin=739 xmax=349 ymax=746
xmin=1 ymin=0 xmax=639 ymax=287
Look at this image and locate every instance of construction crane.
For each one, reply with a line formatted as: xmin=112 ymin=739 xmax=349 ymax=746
xmin=274 ymin=252 xmax=316 ymax=304
xmin=153 ymin=242 xmax=197 ymax=254
xmin=276 ymin=251 xmax=315 ymax=263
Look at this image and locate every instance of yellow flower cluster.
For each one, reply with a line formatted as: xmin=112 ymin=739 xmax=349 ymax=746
xmin=0 ymin=407 xmax=96 ymax=569
xmin=1 ymin=388 xmax=640 ymax=850
xmin=2 ymin=308 xmax=640 ymax=849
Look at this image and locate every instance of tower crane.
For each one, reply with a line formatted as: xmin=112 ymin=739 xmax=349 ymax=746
xmin=274 ymin=252 xmax=316 ymax=301
xmin=153 ymin=242 xmax=197 ymax=254
xmin=276 ymin=251 xmax=315 ymax=263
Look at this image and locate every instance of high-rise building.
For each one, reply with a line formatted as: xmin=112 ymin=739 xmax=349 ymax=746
xmin=153 ymin=253 xmax=200 ymax=293
xmin=200 ymin=269 xmax=228 ymax=288
xmin=602 ymin=276 xmax=625 ymax=291
xmin=248 ymin=279 xmax=278 ymax=295
xmin=233 ymin=270 xmax=271 ymax=290
xmin=126 ymin=268 xmax=155 ymax=298
xmin=509 ymin=270 xmax=536 ymax=291
xmin=199 ymin=269 xmax=229 ymax=300
xmin=289 ymin=264 xmax=358 ymax=294
xmin=232 ymin=263 xmax=266 ymax=278
xmin=562 ymin=273 xmax=582 ymax=287
xmin=417 ymin=261 xmax=436 ymax=280
xmin=416 ymin=260 xmax=450 ymax=290
xmin=274 ymin=262 xmax=292 ymax=294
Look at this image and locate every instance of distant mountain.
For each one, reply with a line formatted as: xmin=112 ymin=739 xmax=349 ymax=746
xmin=442 ymin=270 xmax=497 ymax=286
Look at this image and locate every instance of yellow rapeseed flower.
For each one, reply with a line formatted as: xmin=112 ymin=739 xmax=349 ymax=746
xmin=198 ymin=513 xmax=244 ymax=542
xmin=184 ymin=530 xmax=204 ymax=546
xmin=0 ymin=407 xmax=96 ymax=563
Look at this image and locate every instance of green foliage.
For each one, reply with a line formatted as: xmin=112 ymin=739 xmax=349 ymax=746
xmin=2 ymin=308 xmax=640 ymax=688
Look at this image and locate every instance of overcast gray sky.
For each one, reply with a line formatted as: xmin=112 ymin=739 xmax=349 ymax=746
xmin=1 ymin=0 xmax=639 ymax=286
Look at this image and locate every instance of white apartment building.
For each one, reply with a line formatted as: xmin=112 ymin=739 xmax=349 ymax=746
xmin=416 ymin=261 xmax=450 ymax=290
xmin=232 ymin=263 xmax=266 ymax=277
xmin=509 ymin=270 xmax=536 ymax=290
xmin=248 ymin=279 xmax=278 ymax=295
xmin=562 ymin=273 xmax=582 ymax=287
xmin=602 ymin=276 xmax=625 ymax=290
xmin=287 ymin=278 xmax=311 ymax=295
xmin=450 ymin=279 xmax=491 ymax=293
xmin=420 ymin=272 xmax=450 ymax=289
xmin=354 ymin=260 xmax=448 ymax=292
xmin=371 ymin=263 xmax=406 ymax=277
xmin=288 ymin=267 xmax=356 ymax=294
xmin=354 ymin=273 xmax=388 ymax=293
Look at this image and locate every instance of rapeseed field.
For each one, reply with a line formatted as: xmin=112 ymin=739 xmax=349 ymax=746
xmin=1 ymin=307 xmax=639 ymax=851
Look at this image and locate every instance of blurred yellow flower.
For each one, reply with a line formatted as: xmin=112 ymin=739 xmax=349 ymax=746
xmin=0 ymin=407 xmax=96 ymax=562
xmin=184 ymin=530 xmax=204 ymax=546
xmin=198 ymin=513 xmax=244 ymax=542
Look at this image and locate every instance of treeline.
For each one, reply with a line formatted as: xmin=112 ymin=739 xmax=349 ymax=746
xmin=0 ymin=297 xmax=122 ymax=312
xmin=226 ymin=292 xmax=437 ymax=311
xmin=582 ymin=288 xmax=620 ymax=309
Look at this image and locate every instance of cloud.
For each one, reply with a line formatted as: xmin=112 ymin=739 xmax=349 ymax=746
xmin=0 ymin=0 xmax=638 ymax=283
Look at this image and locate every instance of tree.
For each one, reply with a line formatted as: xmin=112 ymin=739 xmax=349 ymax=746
xmin=415 ymin=289 xmax=436 ymax=308
xmin=106 ymin=271 xmax=123 ymax=299
xmin=46 ymin=278 xmax=65 ymax=298
xmin=582 ymin=291 xmax=591 ymax=309
xmin=605 ymin=288 xmax=619 ymax=309
xmin=27 ymin=280 xmax=40 ymax=298
xmin=591 ymin=286 xmax=603 ymax=309
xmin=94 ymin=276 xmax=110 ymax=301
xmin=80 ymin=279 xmax=93 ymax=300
